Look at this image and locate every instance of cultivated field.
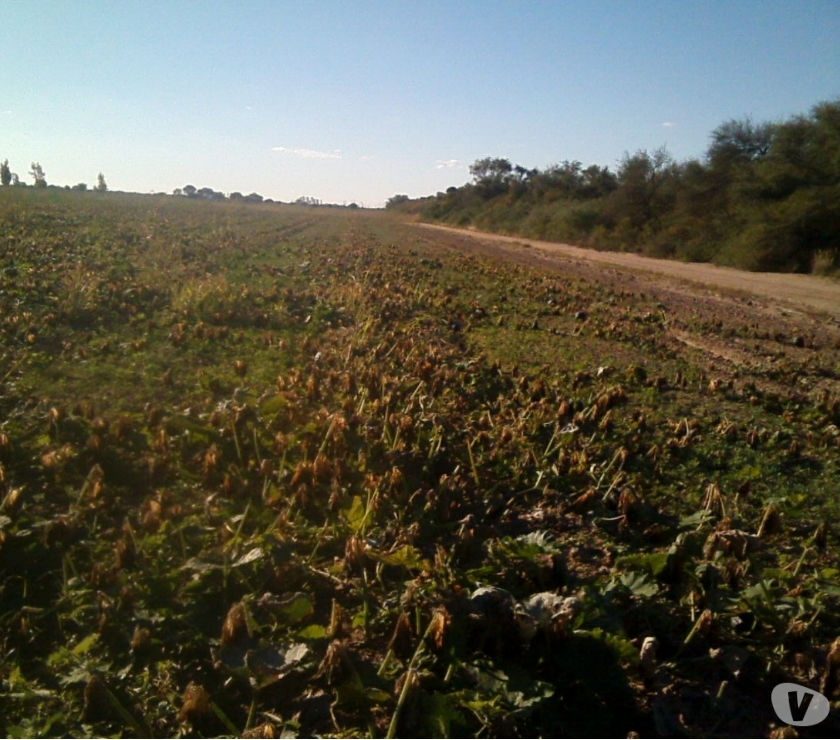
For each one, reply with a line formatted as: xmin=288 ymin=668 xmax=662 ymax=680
xmin=1 ymin=189 xmax=839 ymax=737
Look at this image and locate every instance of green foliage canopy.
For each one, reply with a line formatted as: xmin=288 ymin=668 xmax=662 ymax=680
xmin=414 ymin=99 xmax=840 ymax=273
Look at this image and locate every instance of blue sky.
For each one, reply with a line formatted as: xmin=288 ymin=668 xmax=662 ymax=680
xmin=2 ymin=1 xmax=838 ymax=206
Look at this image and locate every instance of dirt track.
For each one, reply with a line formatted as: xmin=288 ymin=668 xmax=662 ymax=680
xmin=417 ymin=223 xmax=840 ymax=319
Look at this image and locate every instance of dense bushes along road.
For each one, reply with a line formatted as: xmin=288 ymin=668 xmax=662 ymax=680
xmin=392 ymin=99 xmax=840 ymax=275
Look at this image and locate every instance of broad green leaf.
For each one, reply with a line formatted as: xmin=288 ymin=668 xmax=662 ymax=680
xmin=369 ymin=544 xmax=426 ymax=570
xmin=615 ymin=551 xmax=668 ymax=577
xmin=344 ymin=495 xmax=367 ymax=532
xmin=298 ymin=624 xmax=328 ymax=639
xmin=260 ymin=394 xmax=289 ymax=416
xmin=616 ymin=570 xmax=659 ymax=597
xmin=580 ymin=627 xmax=639 ymax=665
xmin=279 ymin=593 xmax=315 ymax=624
xmin=72 ymin=633 xmax=99 ymax=655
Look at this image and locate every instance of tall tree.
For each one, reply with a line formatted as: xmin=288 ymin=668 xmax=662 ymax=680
xmin=95 ymin=172 xmax=108 ymax=193
xmin=707 ymin=118 xmax=775 ymax=168
xmin=29 ymin=162 xmax=47 ymax=188
xmin=613 ymin=147 xmax=677 ymax=229
xmin=469 ymin=157 xmax=513 ymax=198
xmin=0 ymin=159 xmax=10 ymax=186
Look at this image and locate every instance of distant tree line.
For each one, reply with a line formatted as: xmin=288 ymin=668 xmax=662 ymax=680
xmin=172 ymin=185 xmax=268 ymax=203
xmin=171 ymin=185 xmax=258 ymax=203
xmin=170 ymin=186 xmax=359 ymax=209
xmin=390 ymin=99 xmax=840 ymax=273
xmin=294 ymin=195 xmax=359 ymax=209
xmin=0 ymin=159 xmax=366 ymax=210
xmin=0 ymin=160 xmax=109 ymax=193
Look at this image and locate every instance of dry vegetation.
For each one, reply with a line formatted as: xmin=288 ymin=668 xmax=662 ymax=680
xmin=1 ymin=188 xmax=839 ymax=737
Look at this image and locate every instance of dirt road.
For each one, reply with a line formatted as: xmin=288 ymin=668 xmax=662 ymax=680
xmin=417 ymin=223 xmax=840 ymax=319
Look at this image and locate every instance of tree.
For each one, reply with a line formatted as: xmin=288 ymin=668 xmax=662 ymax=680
xmin=469 ymin=157 xmax=513 ymax=197
xmin=611 ymin=147 xmax=678 ymax=232
xmin=72 ymin=182 xmax=88 ymax=192
xmin=386 ymin=194 xmax=410 ymax=209
xmin=757 ymin=99 xmax=840 ymax=195
xmin=513 ymin=164 xmax=537 ymax=182
xmin=707 ymin=118 xmax=775 ymax=168
xmin=581 ymin=164 xmax=618 ymax=198
xmin=469 ymin=157 xmax=512 ymax=182
xmin=95 ymin=172 xmax=107 ymax=193
xmin=205 ymin=187 xmax=226 ymax=201
xmin=0 ymin=159 xmax=10 ymax=186
xmin=183 ymin=184 xmax=197 ymax=197
xmin=744 ymin=99 xmax=840 ymax=268
xmin=542 ymin=161 xmax=584 ymax=194
xmin=701 ymin=119 xmax=774 ymax=216
xmin=29 ymin=162 xmax=47 ymax=188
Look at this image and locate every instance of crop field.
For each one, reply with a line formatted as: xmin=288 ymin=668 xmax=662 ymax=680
xmin=2 ymin=188 xmax=840 ymax=737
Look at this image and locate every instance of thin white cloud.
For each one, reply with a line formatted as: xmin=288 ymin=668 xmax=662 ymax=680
xmin=661 ymin=121 xmax=676 ymax=128
xmin=272 ymin=146 xmax=342 ymax=160
xmin=435 ymin=159 xmax=461 ymax=169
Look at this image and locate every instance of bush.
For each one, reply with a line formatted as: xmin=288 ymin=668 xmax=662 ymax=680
xmin=411 ymin=99 xmax=840 ymax=273
xmin=720 ymin=219 xmax=807 ymax=272
xmin=811 ymin=249 xmax=840 ymax=275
